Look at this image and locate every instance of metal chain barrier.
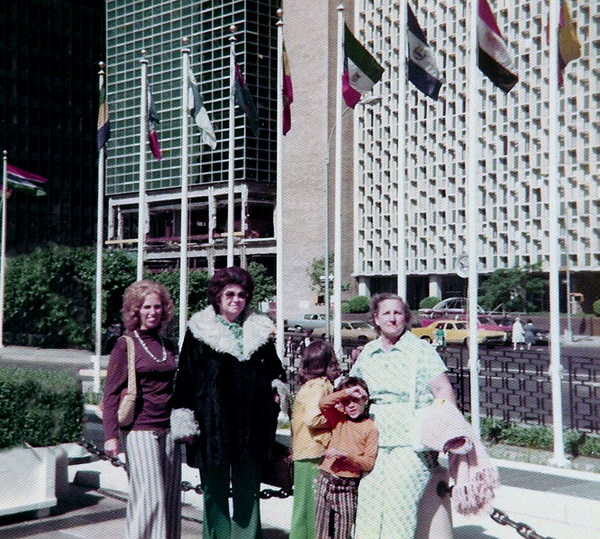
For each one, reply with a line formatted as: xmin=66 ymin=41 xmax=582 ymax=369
xmin=77 ymin=438 xmax=292 ymax=500
xmin=490 ymin=508 xmax=555 ymax=539
xmin=79 ymin=439 xmax=559 ymax=536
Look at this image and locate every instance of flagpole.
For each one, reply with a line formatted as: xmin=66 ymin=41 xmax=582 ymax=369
xmin=179 ymin=40 xmax=191 ymax=348
xmin=275 ymin=9 xmax=285 ymax=358
xmin=333 ymin=4 xmax=345 ymax=359
xmin=227 ymin=26 xmax=237 ymax=267
xmin=93 ymin=63 xmax=107 ymax=393
xmin=137 ymin=51 xmax=149 ymax=281
xmin=467 ymin=0 xmax=481 ymax=436
xmin=0 ymin=151 xmax=7 ymax=349
xmin=548 ymin=0 xmax=569 ymax=468
xmin=396 ymin=1 xmax=407 ymax=299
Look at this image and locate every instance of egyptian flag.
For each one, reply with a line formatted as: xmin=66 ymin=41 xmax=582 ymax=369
xmin=407 ymin=5 xmax=443 ymax=100
xmin=477 ymin=0 xmax=518 ymax=93
xmin=342 ymin=24 xmax=384 ymax=108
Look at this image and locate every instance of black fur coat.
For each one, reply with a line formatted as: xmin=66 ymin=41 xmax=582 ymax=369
xmin=171 ymin=306 xmax=285 ymax=469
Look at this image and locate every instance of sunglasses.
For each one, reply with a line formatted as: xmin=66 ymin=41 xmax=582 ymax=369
xmin=223 ymin=290 xmax=248 ymax=300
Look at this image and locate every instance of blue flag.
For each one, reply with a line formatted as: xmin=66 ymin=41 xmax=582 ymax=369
xmin=407 ymin=5 xmax=443 ymax=100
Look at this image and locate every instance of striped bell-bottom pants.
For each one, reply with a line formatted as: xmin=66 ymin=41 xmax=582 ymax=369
xmin=315 ymin=471 xmax=360 ymax=539
xmin=125 ymin=429 xmax=182 ymax=539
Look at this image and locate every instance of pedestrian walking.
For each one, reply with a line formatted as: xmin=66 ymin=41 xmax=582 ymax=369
xmin=524 ymin=319 xmax=537 ymax=350
xmin=513 ymin=316 xmax=525 ymax=351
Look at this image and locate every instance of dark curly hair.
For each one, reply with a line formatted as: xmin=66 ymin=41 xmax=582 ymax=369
xmin=122 ymin=280 xmax=174 ymax=332
xmin=207 ymin=266 xmax=255 ymax=317
xmin=370 ymin=293 xmax=412 ymax=334
xmin=298 ymin=339 xmax=336 ymax=384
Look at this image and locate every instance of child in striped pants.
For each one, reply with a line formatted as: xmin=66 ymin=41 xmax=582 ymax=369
xmin=315 ymin=377 xmax=378 ymax=539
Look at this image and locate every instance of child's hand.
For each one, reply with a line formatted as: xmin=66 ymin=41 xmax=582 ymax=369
xmin=343 ymin=385 xmax=368 ymax=401
xmin=325 ymin=447 xmax=348 ymax=460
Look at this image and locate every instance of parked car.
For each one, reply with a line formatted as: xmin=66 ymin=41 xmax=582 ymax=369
xmin=411 ymin=319 xmax=507 ymax=347
xmin=284 ymin=313 xmax=327 ymax=333
xmin=311 ymin=321 xmax=378 ymax=343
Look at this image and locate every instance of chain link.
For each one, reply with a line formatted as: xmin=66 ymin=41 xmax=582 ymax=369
xmin=79 ymin=439 xmax=559 ymax=535
xmin=77 ymin=439 xmax=293 ymax=500
xmin=490 ymin=508 xmax=556 ymax=539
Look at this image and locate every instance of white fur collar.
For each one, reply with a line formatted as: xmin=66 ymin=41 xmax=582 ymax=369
xmin=187 ymin=306 xmax=275 ymax=361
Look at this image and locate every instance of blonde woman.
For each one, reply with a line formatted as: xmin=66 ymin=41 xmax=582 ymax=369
xmin=103 ymin=280 xmax=181 ymax=539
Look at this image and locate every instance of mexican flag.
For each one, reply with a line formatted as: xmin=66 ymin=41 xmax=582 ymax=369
xmin=342 ymin=24 xmax=384 ymax=108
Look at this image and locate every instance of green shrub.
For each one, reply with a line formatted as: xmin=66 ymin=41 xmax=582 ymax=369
xmin=419 ymin=296 xmax=441 ymax=310
xmin=347 ymin=295 xmax=371 ymax=313
xmin=0 ymin=367 xmax=83 ymax=449
xmin=480 ymin=417 xmax=600 ymax=458
xmin=593 ymin=299 xmax=600 ymax=317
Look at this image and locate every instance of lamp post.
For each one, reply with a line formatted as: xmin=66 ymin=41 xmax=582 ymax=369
xmin=324 ymin=96 xmax=382 ymax=341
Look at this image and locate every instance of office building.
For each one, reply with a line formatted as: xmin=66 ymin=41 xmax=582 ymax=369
xmin=349 ymin=0 xmax=599 ymax=312
xmin=0 ymin=0 xmax=105 ymax=254
xmin=105 ymin=0 xmax=279 ymax=274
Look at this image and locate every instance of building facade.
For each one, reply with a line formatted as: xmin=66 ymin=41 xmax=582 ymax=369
xmin=351 ymin=0 xmax=599 ymax=312
xmin=0 ymin=0 xmax=105 ymax=255
xmin=105 ymin=0 xmax=279 ymax=274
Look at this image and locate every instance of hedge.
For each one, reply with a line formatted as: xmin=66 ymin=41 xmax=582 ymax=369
xmin=0 ymin=367 xmax=84 ymax=449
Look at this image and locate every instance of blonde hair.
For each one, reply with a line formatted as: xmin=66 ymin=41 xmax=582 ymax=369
xmin=122 ymin=280 xmax=174 ymax=332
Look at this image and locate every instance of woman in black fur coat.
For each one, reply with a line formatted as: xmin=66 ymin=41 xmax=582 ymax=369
xmin=171 ymin=266 xmax=285 ymax=539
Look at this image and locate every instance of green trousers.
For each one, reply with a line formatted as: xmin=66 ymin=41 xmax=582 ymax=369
xmin=289 ymin=458 xmax=321 ymax=539
xmin=200 ymin=460 xmax=262 ymax=539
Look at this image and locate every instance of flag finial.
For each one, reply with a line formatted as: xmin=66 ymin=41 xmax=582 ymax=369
xmin=98 ymin=61 xmax=105 ymax=73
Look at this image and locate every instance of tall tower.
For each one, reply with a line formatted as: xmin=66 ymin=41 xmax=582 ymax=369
xmin=105 ymin=0 xmax=279 ymax=274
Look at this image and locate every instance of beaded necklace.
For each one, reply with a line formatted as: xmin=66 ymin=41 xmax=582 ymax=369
xmin=134 ymin=330 xmax=167 ymax=363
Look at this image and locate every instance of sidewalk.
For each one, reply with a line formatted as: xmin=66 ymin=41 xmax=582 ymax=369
xmin=1 ymin=444 xmax=599 ymax=539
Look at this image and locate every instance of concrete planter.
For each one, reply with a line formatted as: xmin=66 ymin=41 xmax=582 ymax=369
xmin=0 ymin=445 xmax=68 ymax=517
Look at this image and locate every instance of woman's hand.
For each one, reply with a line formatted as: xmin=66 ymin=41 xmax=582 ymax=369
xmin=104 ymin=438 xmax=119 ymax=458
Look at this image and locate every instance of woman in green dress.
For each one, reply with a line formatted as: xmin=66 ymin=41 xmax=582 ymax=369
xmin=349 ymin=293 xmax=456 ymax=539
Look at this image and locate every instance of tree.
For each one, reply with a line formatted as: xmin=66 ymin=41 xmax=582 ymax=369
xmin=306 ymin=255 xmax=349 ymax=295
xmin=247 ymin=261 xmax=275 ymax=309
xmin=479 ymin=264 xmax=547 ymax=313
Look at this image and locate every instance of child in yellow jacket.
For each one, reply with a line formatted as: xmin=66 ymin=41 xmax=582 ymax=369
xmin=290 ymin=340 xmax=341 ymax=539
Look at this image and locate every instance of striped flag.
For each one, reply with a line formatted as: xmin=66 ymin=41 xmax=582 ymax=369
xmin=342 ymin=24 xmax=384 ymax=108
xmin=188 ymin=69 xmax=217 ymax=149
xmin=282 ymin=44 xmax=293 ymax=135
xmin=5 ymin=164 xmax=48 ymax=197
xmin=234 ymin=62 xmax=260 ymax=135
xmin=557 ymin=0 xmax=581 ymax=85
xmin=97 ymin=75 xmax=110 ymax=150
xmin=477 ymin=0 xmax=518 ymax=93
xmin=147 ymin=88 xmax=162 ymax=160
xmin=407 ymin=5 xmax=443 ymax=100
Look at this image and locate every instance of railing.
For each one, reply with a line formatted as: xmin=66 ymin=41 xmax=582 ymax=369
xmin=283 ymin=335 xmax=600 ymax=434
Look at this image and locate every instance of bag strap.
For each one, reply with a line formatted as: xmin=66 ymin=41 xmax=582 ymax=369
xmin=123 ymin=335 xmax=137 ymax=395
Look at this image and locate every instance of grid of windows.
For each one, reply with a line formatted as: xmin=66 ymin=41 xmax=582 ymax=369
xmin=105 ymin=0 xmax=278 ymax=196
xmin=0 ymin=0 xmax=104 ymax=254
xmin=354 ymin=0 xmax=600 ymax=278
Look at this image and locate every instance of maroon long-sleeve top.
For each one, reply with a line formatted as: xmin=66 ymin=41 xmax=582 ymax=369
xmin=102 ymin=329 xmax=178 ymax=441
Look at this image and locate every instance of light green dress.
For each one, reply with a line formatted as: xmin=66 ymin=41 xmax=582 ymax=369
xmin=349 ymin=331 xmax=447 ymax=539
